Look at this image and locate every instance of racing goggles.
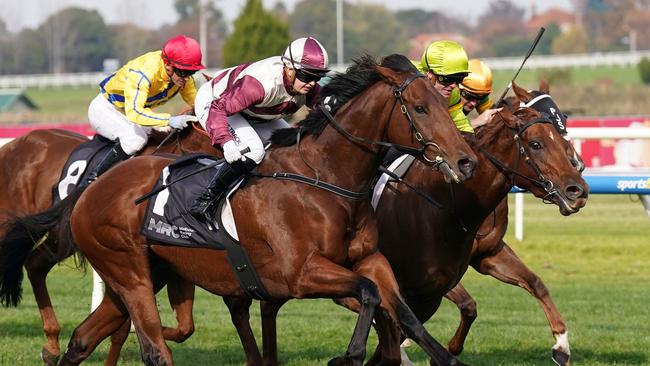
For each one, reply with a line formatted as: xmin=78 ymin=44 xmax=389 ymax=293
xmin=174 ymin=68 xmax=197 ymax=78
xmin=435 ymin=73 xmax=468 ymax=86
xmin=295 ymin=68 xmax=326 ymax=83
xmin=460 ymin=88 xmax=488 ymax=102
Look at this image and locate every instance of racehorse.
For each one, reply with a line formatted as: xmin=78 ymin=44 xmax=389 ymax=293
xmin=0 ymin=123 xmax=218 ymax=365
xmin=44 ymin=54 xmax=478 ymax=366
xmin=441 ymin=81 xmax=584 ymax=366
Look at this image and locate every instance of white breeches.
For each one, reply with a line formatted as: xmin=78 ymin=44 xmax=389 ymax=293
xmin=194 ymin=82 xmax=289 ymax=164
xmin=87 ymin=93 xmax=151 ymax=155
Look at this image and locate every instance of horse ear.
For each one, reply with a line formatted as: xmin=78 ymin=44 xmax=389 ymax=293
xmin=511 ymin=81 xmax=533 ymax=103
xmin=498 ymin=107 xmax=519 ymax=129
xmin=375 ymin=65 xmax=402 ymax=85
xmin=202 ymin=72 xmax=212 ymax=82
xmin=539 ymin=79 xmax=550 ymax=94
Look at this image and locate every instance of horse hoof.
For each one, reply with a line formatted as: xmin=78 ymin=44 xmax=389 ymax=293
xmin=40 ymin=348 xmax=60 ymax=366
xmin=552 ymin=348 xmax=571 ymax=366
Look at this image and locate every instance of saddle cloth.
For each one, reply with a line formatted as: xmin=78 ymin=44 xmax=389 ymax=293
xmin=141 ymin=154 xmax=241 ymax=249
xmin=52 ymin=135 xmax=117 ymax=205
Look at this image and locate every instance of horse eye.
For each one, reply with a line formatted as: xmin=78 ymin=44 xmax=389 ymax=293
xmin=529 ymin=141 xmax=542 ymax=150
xmin=415 ymin=105 xmax=426 ymax=114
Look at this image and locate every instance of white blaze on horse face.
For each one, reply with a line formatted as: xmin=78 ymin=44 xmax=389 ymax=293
xmin=553 ymin=331 xmax=570 ymax=354
xmin=549 ymin=131 xmax=555 ymax=141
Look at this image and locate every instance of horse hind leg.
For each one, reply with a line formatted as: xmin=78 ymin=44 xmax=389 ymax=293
xmin=24 ymin=239 xmax=64 ymax=366
xmin=58 ymin=288 xmax=130 ymax=366
xmin=444 ymin=283 xmax=477 ymax=355
xmin=474 ymin=242 xmax=570 ymax=366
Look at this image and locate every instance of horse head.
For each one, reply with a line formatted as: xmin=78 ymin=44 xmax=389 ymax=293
xmin=375 ymin=55 xmax=477 ymax=183
xmin=478 ymin=107 xmax=588 ymax=216
xmin=509 ymin=81 xmax=586 ymax=173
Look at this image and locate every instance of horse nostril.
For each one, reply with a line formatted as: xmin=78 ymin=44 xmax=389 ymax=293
xmin=458 ymin=157 xmax=476 ymax=178
xmin=565 ymin=185 xmax=585 ymax=200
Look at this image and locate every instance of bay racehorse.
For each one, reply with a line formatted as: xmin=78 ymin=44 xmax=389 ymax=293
xmin=0 ymin=123 xmax=218 ymax=365
xmin=441 ymin=81 xmax=584 ymax=366
xmin=44 ymin=54 xmax=477 ymax=365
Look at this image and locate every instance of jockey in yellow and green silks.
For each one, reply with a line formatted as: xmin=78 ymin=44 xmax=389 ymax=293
xmin=413 ymin=40 xmax=473 ymax=133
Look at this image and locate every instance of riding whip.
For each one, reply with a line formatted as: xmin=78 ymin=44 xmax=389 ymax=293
xmin=153 ymin=128 xmax=178 ymax=154
xmin=495 ymin=27 xmax=545 ymax=106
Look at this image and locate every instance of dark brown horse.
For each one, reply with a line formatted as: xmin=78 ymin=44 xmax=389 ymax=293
xmin=48 ymin=55 xmax=477 ymax=366
xmin=0 ymin=123 xmax=218 ymax=365
xmin=440 ymin=81 xmax=583 ymax=366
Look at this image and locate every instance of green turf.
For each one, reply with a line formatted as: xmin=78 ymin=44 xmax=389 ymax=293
xmin=0 ymin=194 xmax=648 ymax=365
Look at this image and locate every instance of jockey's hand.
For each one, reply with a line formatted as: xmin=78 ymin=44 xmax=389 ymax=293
xmin=168 ymin=114 xmax=198 ymax=130
xmin=223 ymin=140 xmax=246 ymax=163
xmin=471 ymin=108 xmax=501 ymax=129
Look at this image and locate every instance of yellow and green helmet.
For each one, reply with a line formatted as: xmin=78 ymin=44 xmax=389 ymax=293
xmin=420 ymin=40 xmax=470 ymax=76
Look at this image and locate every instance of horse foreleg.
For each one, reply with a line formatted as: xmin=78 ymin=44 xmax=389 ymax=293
xmin=473 ymin=241 xmax=570 ymax=366
xmin=260 ymin=299 xmax=288 ymax=366
xmin=353 ymin=251 xmax=467 ymax=366
xmin=24 ymin=242 xmax=62 ymax=366
xmin=223 ymin=296 xmax=263 ymax=366
xmin=162 ymin=275 xmax=195 ymax=343
xmin=444 ymin=283 xmax=477 ymax=355
xmin=291 ymin=253 xmax=380 ymax=366
xmin=59 ymin=287 xmax=129 ymax=366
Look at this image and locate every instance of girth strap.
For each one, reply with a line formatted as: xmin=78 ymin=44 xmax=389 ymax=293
xmin=214 ymin=199 xmax=271 ymax=301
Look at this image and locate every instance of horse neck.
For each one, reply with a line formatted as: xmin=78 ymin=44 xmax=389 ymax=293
xmin=268 ymin=84 xmax=392 ymax=193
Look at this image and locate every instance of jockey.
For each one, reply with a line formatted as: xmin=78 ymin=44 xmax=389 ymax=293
xmin=82 ymin=34 xmax=204 ymax=187
xmin=413 ymin=40 xmax=473 ymax=133
xmin=189 ymin=36 xmax=329 ymax=219
xmin=459 ymin=59 xmax=494 ymax=116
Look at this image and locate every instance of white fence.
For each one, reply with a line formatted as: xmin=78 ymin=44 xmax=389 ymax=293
xmin=1 ymin=50 xmax=649 ymax=89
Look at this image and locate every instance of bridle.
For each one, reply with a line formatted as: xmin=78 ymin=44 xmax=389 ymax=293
xmin=479 ymin=113 xmax=562 ymax=203
xmin=319 ymin=72 xmax=448 ymax=165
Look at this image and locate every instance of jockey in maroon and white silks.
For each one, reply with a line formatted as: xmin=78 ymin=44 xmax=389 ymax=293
xmin=190 ymin=36 xmax=330 ymax=219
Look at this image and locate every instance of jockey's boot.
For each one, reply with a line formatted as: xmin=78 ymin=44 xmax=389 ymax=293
xmin=79 ymin=143 xmax=131 ymax=188
xmin=189 ymin=158 xmax=257 ymax=220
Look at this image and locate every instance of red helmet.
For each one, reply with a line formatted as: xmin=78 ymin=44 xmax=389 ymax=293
xmin=162 ymin=35 xmax=205 ymax=71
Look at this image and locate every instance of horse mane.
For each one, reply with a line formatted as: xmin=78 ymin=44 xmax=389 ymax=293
xmin=271 ymin=54 xmax=416 ymax=146
xmin=474 ymin=107 xmax=543 ymax=149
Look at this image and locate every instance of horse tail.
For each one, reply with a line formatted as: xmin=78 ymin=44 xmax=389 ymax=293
xmin=0 ymin=188 xmax=84 ymax=307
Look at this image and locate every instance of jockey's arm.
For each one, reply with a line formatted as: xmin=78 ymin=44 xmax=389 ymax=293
xmin=448 ymin=90 xmax=474 ymax=133
xmin=205 ymin=76 xmax=265 ymax=146
xmin=123 ymin=69 xmax=171 ymax=127
xmin=476 ymin=95 xmax=494 ymax=115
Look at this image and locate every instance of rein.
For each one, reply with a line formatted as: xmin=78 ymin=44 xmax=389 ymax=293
xmin=319 ymin=73 xmax=445 ymax=162
xmin=479 ymin=116 xmax=561 ymax=202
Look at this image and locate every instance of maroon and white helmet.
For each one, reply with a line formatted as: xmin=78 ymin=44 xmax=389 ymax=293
xmin=282 ymin=37 xmax=329 ymax=72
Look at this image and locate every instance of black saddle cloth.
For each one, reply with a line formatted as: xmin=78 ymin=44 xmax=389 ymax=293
xmin=52 ymin=135 xmax=116 ymax=205
xmin=141 ymin=154 xmax=237 ymax=250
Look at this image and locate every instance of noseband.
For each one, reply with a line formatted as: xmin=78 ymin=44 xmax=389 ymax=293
xmin=319 ymin=72 xmax=445 ymax=163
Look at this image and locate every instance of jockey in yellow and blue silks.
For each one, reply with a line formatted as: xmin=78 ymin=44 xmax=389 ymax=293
xmin=82 ymin=34 xmax=205 ymax=187
xmin=459 ymin=59 xmax=494 ymax=116
xmin=413 ymin=40 xmax=473 ymax=133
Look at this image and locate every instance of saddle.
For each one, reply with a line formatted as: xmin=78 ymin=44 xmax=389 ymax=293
xmin=140 ymin=154 xmax=270 ymax=300
xmin=53 ymin=135 xmax=117 ymax=204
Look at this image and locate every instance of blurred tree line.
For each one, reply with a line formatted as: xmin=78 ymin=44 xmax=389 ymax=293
xmin=1 ymin=0 xmax=650 ymax=75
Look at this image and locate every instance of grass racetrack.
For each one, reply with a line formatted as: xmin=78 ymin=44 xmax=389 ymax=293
xmin=1 ymin=194 xmax=649 ymax=365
